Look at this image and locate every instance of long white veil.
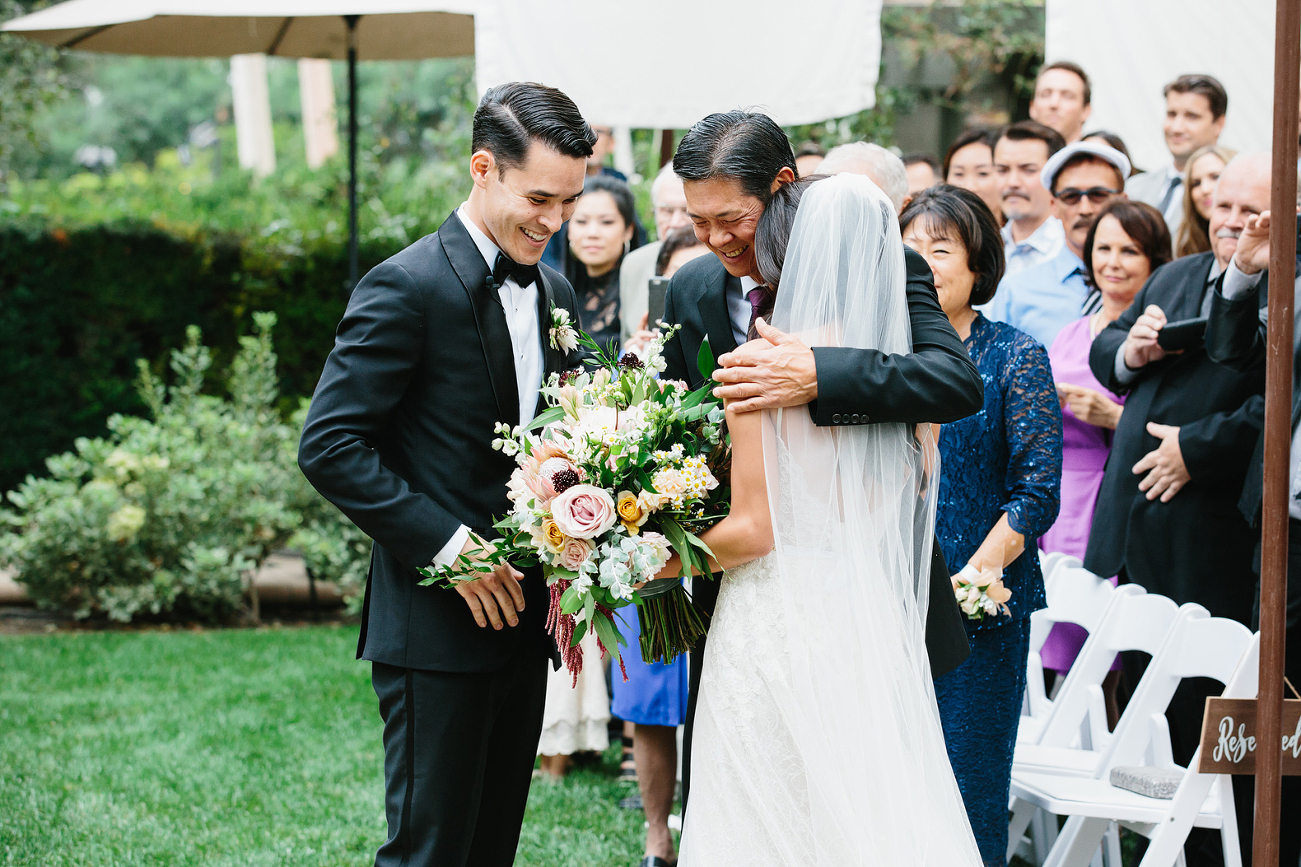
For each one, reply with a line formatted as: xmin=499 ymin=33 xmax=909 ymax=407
xmin=683 ymin=173 xmax=980 ymax=865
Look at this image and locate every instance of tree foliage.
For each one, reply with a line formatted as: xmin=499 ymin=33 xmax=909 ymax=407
xmin=0 ymin=0 xmax=72 ymax=182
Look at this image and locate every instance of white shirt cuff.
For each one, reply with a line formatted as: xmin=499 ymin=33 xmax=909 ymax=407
xmin=1221 ymin=260 xmax=1264 ymax=300
xmin=431 ymin=525 xmax=471 ymax=568
xmin=1113 ymin=345 xmax=1139 ymax=386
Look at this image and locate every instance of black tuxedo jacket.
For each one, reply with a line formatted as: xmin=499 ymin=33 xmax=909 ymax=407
xmin=661 ymin=248 xmax=980 ymax=676
xmin=1087 ymin=252 xmax=1264 ymax=624
xmin=1204 ymin=254 xmax=1301 ymax=527
xmin=299 ymin=212 xmax=583 ymax=673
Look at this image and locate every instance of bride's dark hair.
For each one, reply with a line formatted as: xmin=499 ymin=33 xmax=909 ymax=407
xmin=755 ymin=175 xmax=826 ymax=290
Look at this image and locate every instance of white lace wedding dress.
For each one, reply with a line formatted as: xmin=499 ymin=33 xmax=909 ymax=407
xmin=677 ymin=175 xmax=981 ymax=866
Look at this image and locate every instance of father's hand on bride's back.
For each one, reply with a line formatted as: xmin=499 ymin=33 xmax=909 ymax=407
xmin=712 ymin=318 xmax=818 ymax=412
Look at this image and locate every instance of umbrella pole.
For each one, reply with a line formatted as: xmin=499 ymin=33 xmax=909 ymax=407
xmin=1255 ymin=1 xmax=1300 ymax=864
xmin=346 ymin=14 xmax=360 ymax=290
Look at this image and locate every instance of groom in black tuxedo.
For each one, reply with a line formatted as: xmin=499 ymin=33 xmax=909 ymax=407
xmin=298 ymin=83 xmax=594 ymax=867
xmin=660 ymin=111 xmax=984 ymax=808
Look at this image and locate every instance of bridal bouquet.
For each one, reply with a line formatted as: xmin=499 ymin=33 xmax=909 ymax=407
xmin=418 ymin=324 xmax=728 ymax=679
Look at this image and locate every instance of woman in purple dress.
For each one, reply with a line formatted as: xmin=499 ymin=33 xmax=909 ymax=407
xmin=1039 ymin=200 xmax=1171 ymax=681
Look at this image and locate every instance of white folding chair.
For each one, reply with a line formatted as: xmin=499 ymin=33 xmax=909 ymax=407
xmin=1022 ymin=566 xmax=1124 ymax=742
xmin=1011 ymin=609 xmax=1256 ymax=867
xmin=1009 ymin=592 xmax=1185 ymax=865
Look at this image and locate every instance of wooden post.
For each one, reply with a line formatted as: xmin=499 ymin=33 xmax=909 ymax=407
xmin=659 ymin=129 xmax=675 ymax=170
xmin=1255 ymin=1 xmax=1300 ymax=863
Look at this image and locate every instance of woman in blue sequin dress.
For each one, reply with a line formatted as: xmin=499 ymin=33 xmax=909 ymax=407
xmin=901 ymin=186 xmax=1063 ymax=866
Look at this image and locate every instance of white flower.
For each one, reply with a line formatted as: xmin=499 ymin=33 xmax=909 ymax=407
xmin=549 ymin=305 xmax=580 ymax=353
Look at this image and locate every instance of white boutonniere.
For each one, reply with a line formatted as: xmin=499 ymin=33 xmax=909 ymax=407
xmin=549 ymin=305 xmax=579 ymax=353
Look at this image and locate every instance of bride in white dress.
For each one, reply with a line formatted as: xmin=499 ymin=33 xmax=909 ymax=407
xmin=663 ymin=173 xmax=982 ymax=865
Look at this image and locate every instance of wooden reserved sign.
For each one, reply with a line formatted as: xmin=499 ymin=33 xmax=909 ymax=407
xmin=1197 ymin=698 xmax=1301 ymax=775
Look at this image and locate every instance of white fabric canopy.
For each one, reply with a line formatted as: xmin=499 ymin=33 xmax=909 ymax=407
xmin=1046 ymin=0 xmax=1279 ymax=172
xmin=473 ymin=0 xmax=883 ymax=129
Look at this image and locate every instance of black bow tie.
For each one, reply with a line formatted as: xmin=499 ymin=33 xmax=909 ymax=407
xmin=491 ymin=252 xmax=539 ymax=290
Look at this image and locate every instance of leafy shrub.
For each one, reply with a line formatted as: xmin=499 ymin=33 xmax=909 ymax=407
xmin=0 ymin=312 xmax=368 ymax=621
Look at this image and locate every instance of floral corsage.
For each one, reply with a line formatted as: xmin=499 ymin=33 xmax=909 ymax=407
xmin=952 ymin=562 xmax=1012 ymax=622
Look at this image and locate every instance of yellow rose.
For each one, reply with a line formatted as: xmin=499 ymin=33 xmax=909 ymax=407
xmin=616 ymin=490 xmax=648 ymax=535
xmin=542 ymin=517 xmax=567 ymax=553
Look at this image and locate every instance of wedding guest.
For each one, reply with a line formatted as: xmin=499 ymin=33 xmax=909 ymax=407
xmin=995 ymin=120 xmax=1067 ymax=276
xmin=587 ymin=124 xmax=627 ymax=180
xmin=563 ymin=175 xmax=643 ymax=352
xmin=620 ymin=164 xmax=691 ymax=342
xmin=1174 ymin=144 xmax=1236 ymax=258
xmin=989 ymin=140 xmax=1130 ymax=348
xmin=1082 ymin=131 xmax=1137 ymax=176
xmin=816 ymin=141 xmax=909 ymax=213
xmin=536 ymin=631 xmax=611 ymax=779
xmin=1039 ymin=200 xmax=1170 ymax=687
xmin=793 ymin=141 xmax=826 ymax=178
xmin=542 ymin=126 xmax=644 ymax=271
xmin=944 ymin=128 xmax=1003 ymax=224
xmin=1126 ymin=74 xmax=1228 ymax=232
xmin=1205 ymin=178 xmax=1301 ymax=867
xmin=901 ymin=185 xmax=1062 ymax=866
xmin=904 ymin=153 xmax=943 ymax=196
xmin=1029 ymin=60 xmax=1092 ymax=144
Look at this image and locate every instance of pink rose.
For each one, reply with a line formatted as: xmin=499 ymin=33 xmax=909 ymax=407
xmin=550 ymin=484 xmax=618 ymax=539
xmin=559 ymin=537 xmax=594 ymax=571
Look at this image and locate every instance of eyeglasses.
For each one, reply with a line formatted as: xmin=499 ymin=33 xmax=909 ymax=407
xmin=1054 ymin=186 xmax=1122 ymax=205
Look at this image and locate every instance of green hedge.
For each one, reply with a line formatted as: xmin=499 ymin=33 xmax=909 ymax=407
xmin=0 ymin=220 xmax=399 ymax=492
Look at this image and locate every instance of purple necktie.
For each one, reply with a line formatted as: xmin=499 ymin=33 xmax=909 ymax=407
xmin=746 ymin=286 xmax=775 ymax=341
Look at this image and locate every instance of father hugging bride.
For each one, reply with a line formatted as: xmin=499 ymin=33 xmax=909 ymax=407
xmin=299 ymin=82 xmax=987 ymax=867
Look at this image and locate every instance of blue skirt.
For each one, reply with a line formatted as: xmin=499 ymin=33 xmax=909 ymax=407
xmin=610 ymin=604 xmax=689 ymax=727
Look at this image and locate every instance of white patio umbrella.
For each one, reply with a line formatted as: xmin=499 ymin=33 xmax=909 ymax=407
xmin=2 ymin=0 xmax=478 ymax=286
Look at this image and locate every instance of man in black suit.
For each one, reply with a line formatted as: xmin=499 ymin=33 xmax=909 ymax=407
xmin=298 ymin=83 xmax=593 ymax=867
xmin=658 ymin=111 xmax=984 ymax=810
xmin=1087 ymin=152 xmax=1269 ymax=867
xmin=1205 ymin=176 xmax=1301 ymax=867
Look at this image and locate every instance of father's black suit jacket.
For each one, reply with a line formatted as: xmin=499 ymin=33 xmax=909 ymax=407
xmin=299 ymin=213 xmax=583 ymax=672
xmin=660 ymin=248 xmax=982 ymax=678
xmin=1086 ymin=252 xmax=1264 ymax=626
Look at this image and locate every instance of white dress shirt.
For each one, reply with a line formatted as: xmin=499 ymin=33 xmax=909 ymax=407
xmin=431 ymin=207 xmax=545 ymax=567
xmin=1126 ymin=164 xmax=1185 ymax=233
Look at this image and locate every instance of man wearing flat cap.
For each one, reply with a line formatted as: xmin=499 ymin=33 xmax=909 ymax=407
xmin=988 ymin=141 xmax=1131 ymax=349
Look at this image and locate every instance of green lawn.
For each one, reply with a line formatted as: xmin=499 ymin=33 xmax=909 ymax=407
xmin=0 ymin=626 xmax=648 ymax=866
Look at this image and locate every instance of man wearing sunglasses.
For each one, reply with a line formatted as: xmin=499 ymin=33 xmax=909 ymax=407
xmin=988 ymin=140 xmax=1130 ymax=348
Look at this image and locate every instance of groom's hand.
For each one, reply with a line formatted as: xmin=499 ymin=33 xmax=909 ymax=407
xmin=454 ymin=536 xmax=526 ymax=629
xmin=712 ymin=318 xmax=817 ymax=412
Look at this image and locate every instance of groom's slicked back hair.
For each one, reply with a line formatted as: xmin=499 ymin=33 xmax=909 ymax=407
xmin=673 ymin=111 xmax=798 ymax=205
xmin=472 ymin=82 xmax=597 ymax=174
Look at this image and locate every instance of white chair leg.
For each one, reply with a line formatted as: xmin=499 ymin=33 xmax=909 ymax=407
xmin=1103 ymin=824 xmax=1122 ymax=867
xmin=1008 ymin=798 xmax=1039 ymax=865
xmin=1137 ymin=772 xmax=1217 ymax=867
xmin=1044 ymin=815 xmax=1110 ymax=867
xmin=1217 ymin=775 xmax=1241 ymax=867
